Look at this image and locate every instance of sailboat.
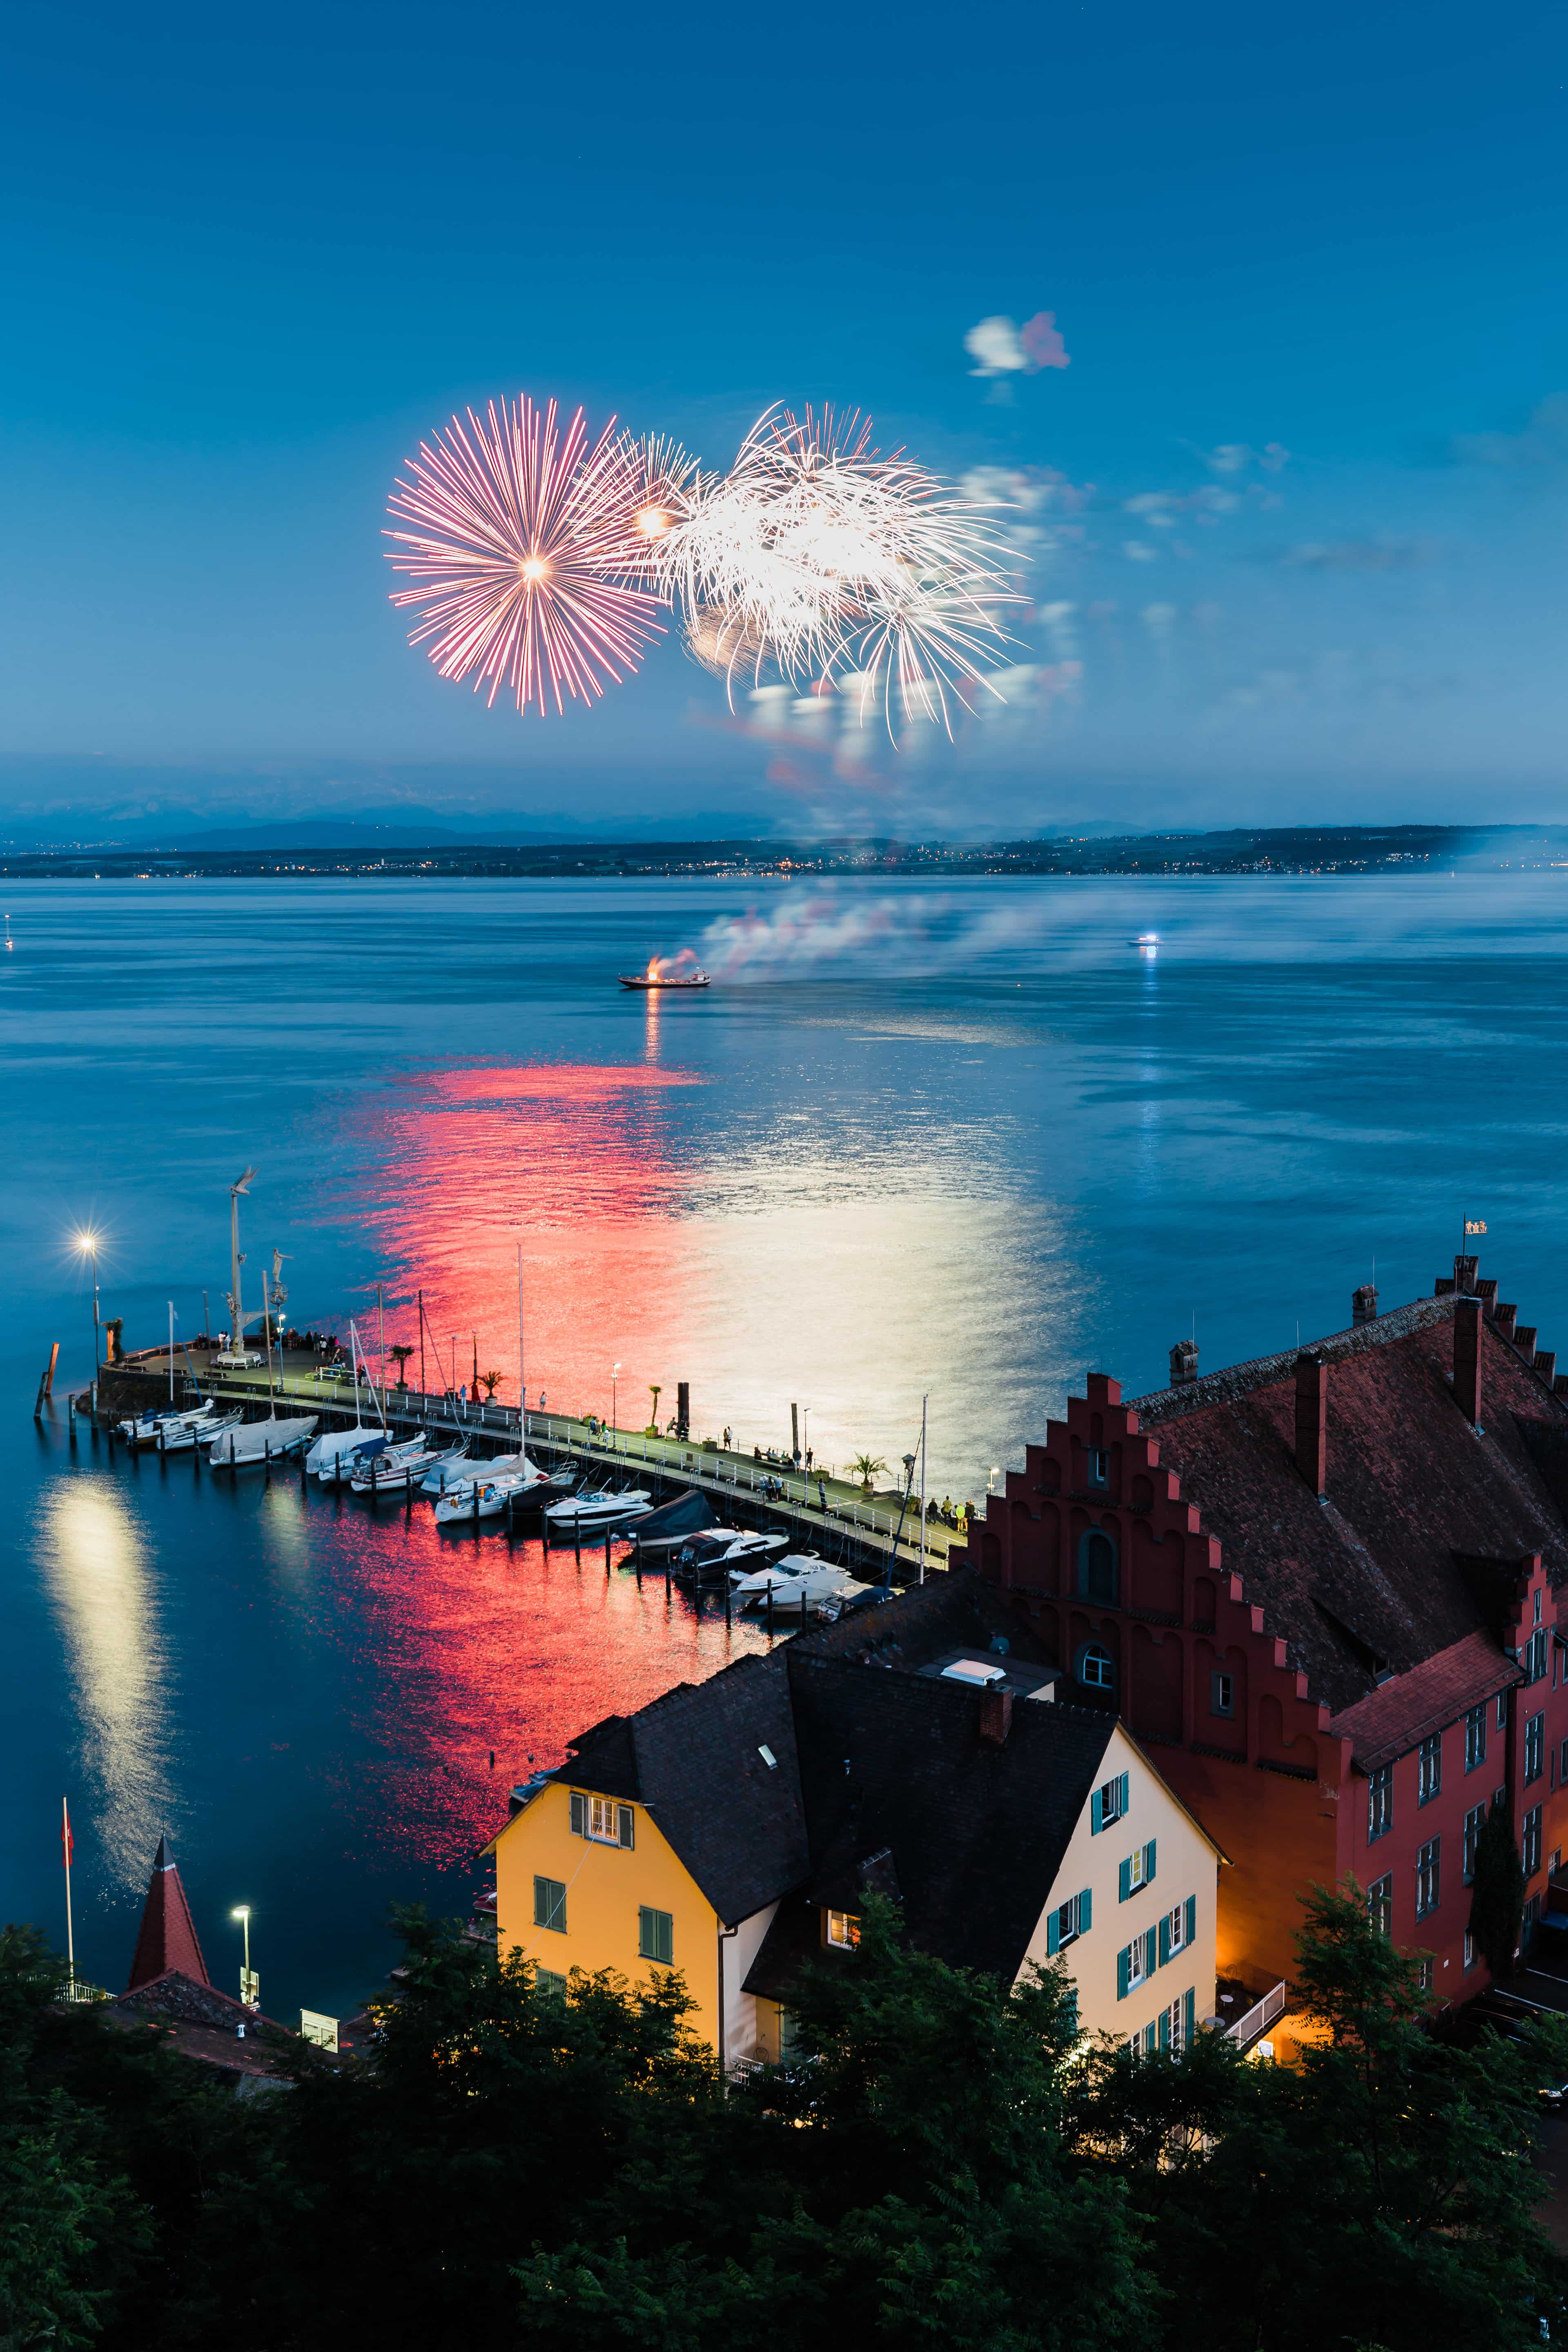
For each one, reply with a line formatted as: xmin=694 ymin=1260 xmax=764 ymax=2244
xmin=304 ymin=1321 xmax=386 ymax=1478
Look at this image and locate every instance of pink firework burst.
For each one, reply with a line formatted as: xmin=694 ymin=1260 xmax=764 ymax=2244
xmin=386 ymin=397 xmax=664 ymax=717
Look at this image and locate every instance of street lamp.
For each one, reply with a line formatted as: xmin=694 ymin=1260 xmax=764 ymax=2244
xmin=231 ymin=1905 xmax=256 ymax=2008
xmin=611 ymin=1362 xmax=621 ymax=1454
xmin=72 ymin=1230 xmax=102 ymax=1391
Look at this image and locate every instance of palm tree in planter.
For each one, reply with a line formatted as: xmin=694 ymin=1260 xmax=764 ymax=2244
xmin=850 ymin=1452 xmax=888 ymax=1494
xmin=388 ymin=1344 xmax=415 ymax=1389
xmin=479 ymin=1369 xmax=504 ymax=1401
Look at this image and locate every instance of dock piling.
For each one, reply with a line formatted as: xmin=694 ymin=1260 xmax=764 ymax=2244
xmin=766 ymin=1584 xmax=773 ymax=1640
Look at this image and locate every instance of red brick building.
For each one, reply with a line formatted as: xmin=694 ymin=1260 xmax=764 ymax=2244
xmin=956 ymin=1259 xmax=1568 ymax=2005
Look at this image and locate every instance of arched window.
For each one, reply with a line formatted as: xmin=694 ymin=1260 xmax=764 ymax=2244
xmin=1077 ymin=1642 xmax=1116 ymax=1692
xmin=1077 ymin=1528 xmax=1118 ymax=1605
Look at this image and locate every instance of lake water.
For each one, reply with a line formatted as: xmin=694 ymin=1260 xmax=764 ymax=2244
xmin=5 ymin=866 xmax=1568 ymax=2019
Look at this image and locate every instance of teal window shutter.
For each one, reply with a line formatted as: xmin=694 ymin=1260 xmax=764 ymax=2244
xmin=1183 ymin=1986 xmax=1195 ymax=2044
xmin=1185 ymin=1894 xmax=1197 ymax=1946
xmin=1159 ymin=2006 xmax=1171 ymax=2051
xmin=1119 ymin=1771 xmax=1130 ymax=1816
xmin=1047 ymin=1907 xmax=1061 ymax=1958
xmin=1079 ymin=1886 xmax=1092 ymax=1933
xmin=1144 ymin=1927 xmax=1157 ymax=1978
xmin=1091 ymin=1787 xmax=1104 ymax=1834
xmin=1117 ymin=1944 xmax=1130 ymax=2000
xmin=617 ymin=1804 xmax=635 ymax=1849
xmin=1145 ymin=1838 xmax=1157 ymax=1886
xmin=1159 ymin=1913 xmax=1171 ymax=1966
xmin=1118 ymin=1856 xmax=1131 ymax=1901
xmin=569 ymin=1791 xmax=585 ymax=1836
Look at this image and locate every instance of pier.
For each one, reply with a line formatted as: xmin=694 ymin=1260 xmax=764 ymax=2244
xmin=84 ymin=1349 xmax=959 ymax=1580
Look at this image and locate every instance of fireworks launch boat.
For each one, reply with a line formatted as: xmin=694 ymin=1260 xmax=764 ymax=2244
xmin=617 ymin=968 xmax=710 ymax=991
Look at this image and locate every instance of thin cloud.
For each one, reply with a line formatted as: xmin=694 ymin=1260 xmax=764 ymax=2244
xmin=1267 ymin=537 xmax=1444 ymax=572
xmin=1453 ymin=392 xmax=1568 ymax=469
xmin=1196 ymin=441 xmax=1290 ymax=475
xmin=964 ymin=310 xmax=1071 ymax=378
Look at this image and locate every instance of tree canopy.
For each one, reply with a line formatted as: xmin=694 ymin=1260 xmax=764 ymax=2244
xmin=1 ymin=1889 xmax=1565 ymax=2351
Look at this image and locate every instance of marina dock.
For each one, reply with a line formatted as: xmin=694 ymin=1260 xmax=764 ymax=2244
xmin=82 ymin=1350 xmax=959 ymax=1580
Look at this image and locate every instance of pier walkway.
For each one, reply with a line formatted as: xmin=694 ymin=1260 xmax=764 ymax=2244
xmin=98 ymin=1351 xmax=960 ymax=1578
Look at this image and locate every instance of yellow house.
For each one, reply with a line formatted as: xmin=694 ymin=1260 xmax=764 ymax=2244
xmin=490 ymin=1573 xmax=1223 ymax=2063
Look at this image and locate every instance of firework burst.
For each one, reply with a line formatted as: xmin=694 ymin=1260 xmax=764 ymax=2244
xmin=386 ymin=398 xmax=665 ymax=717
xmin=657 ymin=407 xmax=1020 ymax=730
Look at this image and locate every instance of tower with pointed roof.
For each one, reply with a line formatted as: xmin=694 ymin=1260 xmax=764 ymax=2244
xmin=127 ymin=1836 xmax=210 ymax=1991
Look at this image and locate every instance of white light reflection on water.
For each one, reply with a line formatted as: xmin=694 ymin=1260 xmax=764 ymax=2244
xmin=36 ymin=1478 xmax=176 ymax=1890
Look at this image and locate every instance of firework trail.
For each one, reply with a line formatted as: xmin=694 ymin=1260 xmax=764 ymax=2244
xmin=386 ymin=398 xmax=665 ymax=716
xmin=656 ymin=407 xmax=1020 ymax=731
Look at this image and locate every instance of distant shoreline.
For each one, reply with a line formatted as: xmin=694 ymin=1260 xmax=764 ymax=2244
xmin=3 ymin=823 xmax=1565 ymax=882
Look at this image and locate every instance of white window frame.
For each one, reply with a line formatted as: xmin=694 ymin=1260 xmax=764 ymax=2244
xmin=1167 ymin=1901 xmax=1186 ymax=1955
xmin=1127 ymin=1846 xmax=1148 ymax=1893
xmin=1127 ymin=1933 xmax=1150 ymax=1990
xmin=586 ymin=1794 xmax=621 ymax=1844
xmin=825 ymin=1909 xmax=860 ymax=1950
xmin=1097 ymin=1776 xmax=1125 ymax=1828
xmin=1166 ymin=1995 xmax=1186 ymax=2054
xmin=1055 ymin=1893 xmax=1083 ymax=1948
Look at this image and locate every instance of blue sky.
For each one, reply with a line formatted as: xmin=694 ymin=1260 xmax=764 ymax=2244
xmin=3 ymin=0 xmax=1566 ymax=837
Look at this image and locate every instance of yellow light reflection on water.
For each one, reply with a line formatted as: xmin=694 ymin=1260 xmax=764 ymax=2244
xmin=38 ymin=1479 xmax=174 ymax=1889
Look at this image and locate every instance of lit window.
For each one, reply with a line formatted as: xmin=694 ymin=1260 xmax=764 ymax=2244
xmin=1211 ymin=1670 xmax=1235 ymax=1719
xmin=1125 ymin=1843 xmax=1151 ymax=1893
xmin=825 ymin=1910 xmax=860 ymax=1950
xmin=534 ymin=1875 xmax=567 ymax=1934
xmin=1080 ymin=1644 xmax=1116 ymax=1691
xmin=1367 ymin=1874 xmax=1393 ymax=1937
xmin=1415 ymin=1838 xmax=1440 ymax=1918
xmin=1367 ymin=1765 xmax=1392 ymax=1843
xmin=1417 ymin=1734 xmax=1441 ymax=1806
xmin=638 ymin=1907 xmax=674 ymax=1964
xmin=570 ymin=1791 xmax=634 ymax=1846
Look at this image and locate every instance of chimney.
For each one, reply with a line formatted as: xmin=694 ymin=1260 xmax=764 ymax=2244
xmin=978 ymin=1687 xmax=1013 ymax=1746
xmin=1494 ymin=1303 xmax=1518 ymax=1342
xmin=1476 ymin=1278 xmax=1498 ymax=1317
xmin=1294 ymin=1355 xmax=1327 ymax=1496
xmin=1454 ymin=1296 xmax=1482 ymax=1427
xmin=1454 ymin=1253 xmax=1479 ymax=1294
xmin=1352 ymin=1283 xmax=1379 ymax=1326
xmin=1170 ymin=1339 xmax=1199 ymax=1388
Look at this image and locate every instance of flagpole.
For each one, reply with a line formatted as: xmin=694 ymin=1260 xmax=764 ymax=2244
xmin=61 ymin=1797 xmax=75 ymax=1997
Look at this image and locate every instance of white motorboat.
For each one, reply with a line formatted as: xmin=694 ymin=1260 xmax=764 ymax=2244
xmin=425 ymin=1448 xmax=528 ymax=1497
xmin=350 ymin=1441 xmax=466 ymax=1494
xmin=434 ymin=1473 xmax=543 ymax=1525
xmin=119 ymin=1402 xmax=220 ymax=1448
xmin=670 ymin=1529 xmax=788 ymax=1579
xmin=316 ymin=1432 xmax=426 ymax=1488
xmin=546 ymin=1485 xmax=654 ymax=1532
xmin=731 ymin=1554 xmax=863 ymax=1606
xmin=160 ymin=1408 xmax=241 ymax=1453
xmin=207 ymin=1413 xmax=318 ymax=1467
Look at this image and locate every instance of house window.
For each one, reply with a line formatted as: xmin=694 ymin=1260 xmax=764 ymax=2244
xmin=1120 ymin=1840 xmax=1156 ymax=1899
xmin=1524 ymin=1805 xmax=1544 ymax=1880
xmin=1463 ymin=1801 xmax=1487 ymax=1884
xmin=638 ymin=1907 xmax=675 ymax=1964
xmin=1094 ymin=1774 xmax=1128 ymax=1831
xmin=1367 ymin=1765 xmax=1393 ymax=1844
xmin=534 ymin=1875 xmax=568 ymax=1934
xmin=1417 ymin=1733 xmax=1441 ymax=1806
xmin=1528 ymin=1629 xmax=1550 ymax=1685
xmin=1535 ymin=1587 xmax=1544 ymax=1626
xmin=1211 ymin=1671 xmax=1235 ymax=1719
xmin=1464 ymin=1930 xmax=1477 ymax=1971
xmin=1465 ymin=1705 xmax=1487 ymax=1772
xmin=1526 ymin=1712 xmax=1546 ymax=1785
xmin=1497 ymin=1690 xmax=1508 ymax=1731
xmin=1078 ymin=1530 xmax=1118 ymax=1605
xmin=1415 ymin=1838 xmax=1440 ymax=1919
xmin=534 ymin=1967 xmax=567 ymax=2001
xmin=570 ymin=1791 xmax=634 ymax=1846
xmin=1164 ymin=1994 xmax=1187 ymax=2055
xmin=1049 ymin=1890 xmax=1090 ymax=1951
xmin=1417 ymin=1957 xmax=1433 ymax=1993
xmin=1367 ymin=1874 xmax=1393 ymax=1937
xmin=1166 ymin=1901 xmax=1187 ymax=1955
xmin=1078 ymin=1643 xmax=1116 ymax=1692
xmin=824 ymin=1909 xmax=860 ymax=1950
xmin=1120 ymin=1926 xmax=1158 ymax=1996
xmin=1087 ymin=1447 xmax=1109 ymax=1488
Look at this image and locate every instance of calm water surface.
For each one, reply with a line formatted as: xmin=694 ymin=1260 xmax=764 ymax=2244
xmin=4 ymin=868 xmax=1568 ymax=2016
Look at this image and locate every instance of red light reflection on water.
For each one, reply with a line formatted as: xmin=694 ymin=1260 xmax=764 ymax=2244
xmin=292 ymin=1496 xmax=768 ymax=1873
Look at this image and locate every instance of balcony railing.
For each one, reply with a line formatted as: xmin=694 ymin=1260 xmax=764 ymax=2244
xmin=1224 ymin=1980 xmax=1287 ymax=2047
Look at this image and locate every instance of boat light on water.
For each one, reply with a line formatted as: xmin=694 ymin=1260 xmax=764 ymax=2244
xmin=1130 ymin=932 xmax=1160 ymax=954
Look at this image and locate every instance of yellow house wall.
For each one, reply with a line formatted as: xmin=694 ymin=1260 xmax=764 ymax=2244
xmin=1020 ymin=1725 xmax=1221 ymax=2045
xmin=494 ymin=1784 xmax=722 ymax=2042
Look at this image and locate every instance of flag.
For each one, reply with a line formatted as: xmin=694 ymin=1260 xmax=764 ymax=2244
xmin=1465 ymin=1218 xmax=1488 ymax=1235
xmin=61 ymin=1797 xmax=73 ymax=1868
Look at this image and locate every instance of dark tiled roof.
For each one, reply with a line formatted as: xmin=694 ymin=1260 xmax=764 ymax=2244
xmin=1134 ymin=1309 xmax=1568 ymax=1715
xmin=779 ymin=1653 xmax=1116 ymax=1980
xmin=127 ymin=1837 xmax=209 ymax=1992
xmin=556 ymin=1653 xmax=809 ymax=1924
xmin=102 ymin=1969 xmax=296 ymax=2079
xmin=1327 ymin=1629 xmax=1523 ymax=1770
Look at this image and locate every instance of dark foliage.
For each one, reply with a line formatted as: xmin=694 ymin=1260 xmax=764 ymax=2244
xmin=1471 ymin=1805 xmax=1528 ymax=1980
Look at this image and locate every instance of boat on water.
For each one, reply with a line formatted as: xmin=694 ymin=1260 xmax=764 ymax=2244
xmin=207 ymin=1413 xmax=318 ymax=1467
xmin=425 ymin=1451 xmax=555 ymax=1503
xmin=670 ymin=1528 xmax=788 ymax=1581
xmin=434 ymin=1469 xmax=552 ymax=1525
xmin=617 ymin=969 xmax=709 ymax=991
xmin=731 ymin=1555 xmax=875 ymax=1611
xmin=546 ymin=1484 xmax=654 ymax=1531
xmin=162 ymin=1408 xmax=242 ymax=1453
xmin=349 ymin=1440 xmax=470 ymax=1494
xmin=118 ymin=1401 xmax=223 ymax=1448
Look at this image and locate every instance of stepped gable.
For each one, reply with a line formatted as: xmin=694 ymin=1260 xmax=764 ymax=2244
xmin=127 ymin=1836 xmax=209 ymax=1991
xmin=772 ymin=1653 xmax=1116 ymax=1982
xmin=555 ymin=1652 xmax=809 ymax=1926
xmin=1132 ymin=1284 xmax=1568 ymax=1717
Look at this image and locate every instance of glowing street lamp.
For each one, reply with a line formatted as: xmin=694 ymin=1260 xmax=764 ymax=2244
xmin=71 ymin=1230 xmax=102 ymax=1383
xmin=232 ymin=1905 xmax=258 ymax=2009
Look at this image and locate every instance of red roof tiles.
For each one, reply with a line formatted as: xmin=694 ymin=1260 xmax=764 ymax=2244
xmin=1327 ymin=1628 xmax=1522 ymax=1770
xmin=127 ymin=1837 xmax=210 ymax=1991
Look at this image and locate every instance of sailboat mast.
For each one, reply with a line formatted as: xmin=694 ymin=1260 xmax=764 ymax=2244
xmin=919 ymin=1392 xmax=928 ymax=1587
xmin=168 ymin=1302 xmax=175 ymax=1402
xmin=516 ymin=1242 xmax=526 ymax=1439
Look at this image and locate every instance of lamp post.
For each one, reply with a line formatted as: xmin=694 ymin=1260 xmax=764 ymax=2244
xmin=72 ymin=1231 xmax=102 ymax=1403
xmin=611 ymin=1363 xmax=621 ymax=1455
xmin=232 ymin=1905 xmax=257 ymax=2007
